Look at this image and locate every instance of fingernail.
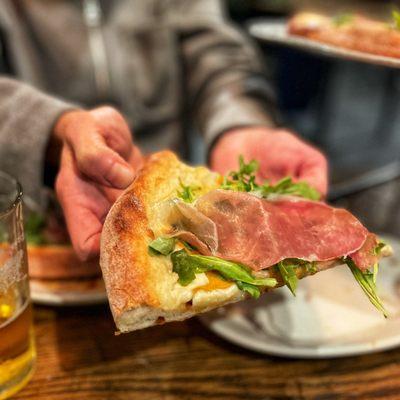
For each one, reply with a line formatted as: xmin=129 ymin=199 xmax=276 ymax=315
xmin=108 ymin=164 xmax=135 ymax=189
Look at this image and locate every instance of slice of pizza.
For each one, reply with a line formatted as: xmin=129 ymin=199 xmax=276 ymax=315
xmin=288 ymin=11 xmax=400 ymax=59
xmin=100 ymin=151 xmax=392 ymax=332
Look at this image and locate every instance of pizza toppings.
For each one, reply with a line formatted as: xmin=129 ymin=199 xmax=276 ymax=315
xmin=170 ymin=249 xmax=277 ymax=298
xmin=345 ymin=257 xmax=387 ymax=318
xmin=173 ymin=201 xmax=218 ymax=253
xmin=349 ymin=233 xmax=380 ymax=271
xmin=149 ymin=237 xmax=176 ymax=256
xmin=195 ymin=190 xmax=369 ymax=271
xmin=392 ymin=10 xmax=400 ymax=30
xmin=222 ymin=155 xmax=320 ymax=201
xmin=147 ymin=157 xmax=389 ymax=315
xmin=288 ymin=11 xmax=400 ymax=59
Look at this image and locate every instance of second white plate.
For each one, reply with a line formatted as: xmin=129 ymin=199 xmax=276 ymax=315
xmin=249 ymin=19 xmax=400 ymax=69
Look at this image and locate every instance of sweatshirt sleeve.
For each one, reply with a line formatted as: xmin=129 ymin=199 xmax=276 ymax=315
xmin=178 ymin=0 xmax=278 ymax=148
xmin=0 ymin=77 xmax=73 ymax=205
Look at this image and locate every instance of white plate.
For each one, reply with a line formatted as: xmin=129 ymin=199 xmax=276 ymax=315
xmin=201 ymin=235 xmax=400 ymax=358
xmin=248 ymin=19 xmax=400 ymax=69
xmin=30 ymin=276 xmax=108 ymax=306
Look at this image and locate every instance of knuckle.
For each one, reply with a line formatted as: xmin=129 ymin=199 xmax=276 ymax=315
xmin=77 ymin=151 xmax=100 ymax=175
xmin=98 ymin=105 xmax=121 ymax=119
xmin=310 ymin=148 xmax=326 ymax=163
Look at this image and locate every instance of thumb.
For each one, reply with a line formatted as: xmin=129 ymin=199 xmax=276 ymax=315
xmin=70 ymin=132 xmax=135 ymax=189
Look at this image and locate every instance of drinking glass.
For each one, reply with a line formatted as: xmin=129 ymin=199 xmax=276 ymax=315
xmin=0 ymin=171 xmax=35 ymax=399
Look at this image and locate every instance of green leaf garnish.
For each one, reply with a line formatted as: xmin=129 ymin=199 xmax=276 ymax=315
xmin=277 ymin=261 xmax=298 ymax=296
xmin=148 ymin=237 xmax=176 ymax=255
xmin=178 ymin=180 xmax=200 ymax=203
xmin=373 ymin=242 xmax=386 ymax=256
xmin=332 ymin=13 xmax=354 ymax=27
xmin=305 ymin=261 xmax=318 ymax=274
xmin=222 ymin=155 xmax=321 ymax=201
xmin=236 ymin=281 xmax=261 ymax=299
xmin=345 ymin=258 xmax=388 ymax=318
xmin=238 ymin=155 xmax=259 ymax=176
xmin=170 ymin=249 xmax=198 ymax=285
xmin=258 ymin=177 xmax=320 ymax=201
xmin=373 ymin=263 xmax=379 ymax=284
xmin=170 ymin=249 xmax=276 ymax=297
xmin=392 ymin=10 xmax=400 ymax=30
xmin=25 ymin=212 xmax=46 ymax=245
xmin=221 ymin=155 xmax=259 ymax=192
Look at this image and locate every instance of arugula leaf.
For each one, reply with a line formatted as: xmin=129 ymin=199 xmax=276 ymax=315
xmin=238 ymin=155 xmax=259 ymax=176
xmin=277 ymin=261 xmax=298 ymax=296
xmin=25 ymin=212 xmax=46 ymax=245
xmin=221 ymin=155 xmax=259 ymax=192
xmin=236 ymin=281 xmax=261 ymax=299
xmin=305 ymin=261 xmax=318 ymax=274
xmin=170 ymin=249 xmax=277 ymax=296
xmin=258 ymin=177 xmax=320 ymax=201
xmin=392 ymin=10 xmax=400 ymax=30
xmin=178 ymin=181 xmax=200 ymax=203
xmin=332 ymin=13 xmax=354 ymax=27
xmin=148 ymin=237 xmax=176 ymax=256
xmin=222 ymin=156 xmax=321 ymax=200
xmin=188 ymin=254 xmax=277 ymax=286
xmin=373 ymin=263 xmax=379 ymax=284
xmin=345 ymin=258 xmax=388 ymax=318
xmin=171 ymin=249 xmax=198 ymax=285
xmin=373 ymin=241 xmax=386 ymax=256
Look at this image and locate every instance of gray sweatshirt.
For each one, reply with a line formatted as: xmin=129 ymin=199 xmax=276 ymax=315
xmin=0 ymin=0 xmax=276 ymax=204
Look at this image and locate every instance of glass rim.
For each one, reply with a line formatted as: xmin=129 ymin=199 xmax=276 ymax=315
xmin=0 ymin=170 xmax=23 ymax=218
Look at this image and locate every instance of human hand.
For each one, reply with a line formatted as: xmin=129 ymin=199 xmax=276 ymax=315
xmin=210 ymin=127 xmax=328 ymax=196
xmin=54 ymin=106 xmax=142 ymax=260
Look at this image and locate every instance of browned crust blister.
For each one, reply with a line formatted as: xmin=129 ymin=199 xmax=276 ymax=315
xmin=100 ymin=151 xmax=179 ymax=323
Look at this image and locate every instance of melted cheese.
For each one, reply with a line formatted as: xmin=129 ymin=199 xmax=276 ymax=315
xmin=145 ymin=160 xmax=225 ymax=310
xmin=192 ymin=285 xmax=242 ymax=310
xmin=153 ymin=254 xmax=209 ymax=311
xmin=196 ymin=272 xmax=233 ymax=292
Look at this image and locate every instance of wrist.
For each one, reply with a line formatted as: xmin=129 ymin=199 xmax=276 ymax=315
xmin=45 ymin=109 xmax=79 ymax=177
xmin=53 ymin=109 xmax=82 ymax=143
xmin=211 ymin=126 xmax=273 ymax=154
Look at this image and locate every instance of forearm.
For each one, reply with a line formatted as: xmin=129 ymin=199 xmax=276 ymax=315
xmin=0 ymin=77 xmax=73 ymax=204
xmin=179 ymin=0 xmax=279 ymax=147
xmin=196 ymin=72 xmax=278 ymax=148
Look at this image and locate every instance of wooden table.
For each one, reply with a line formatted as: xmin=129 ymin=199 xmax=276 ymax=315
xmin=15 ymin=304 xmax=400 ymax=400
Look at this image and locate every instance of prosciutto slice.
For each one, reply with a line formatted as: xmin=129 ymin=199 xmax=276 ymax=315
xmin=191 ymin=190 xmax=370 ymax=271
xmin=349 ymin=233 xmax=379 ymax=271
xmin=168 ymin=200 xmax=217 ymax=254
